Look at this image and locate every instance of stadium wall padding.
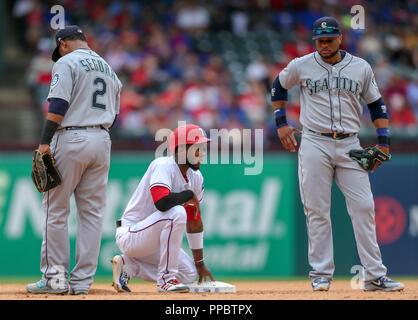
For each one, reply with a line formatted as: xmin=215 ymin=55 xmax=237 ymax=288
xmin=0 ymin=152 xmax=416 ymax=278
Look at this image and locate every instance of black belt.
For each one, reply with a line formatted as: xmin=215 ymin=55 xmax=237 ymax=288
xmin=62 ymin=125 xmax=107 ymax=131
xmin=116 ymin=220 xmax=122 ymax=228
xmin=308 ymin=130 xmax=355 ymax=140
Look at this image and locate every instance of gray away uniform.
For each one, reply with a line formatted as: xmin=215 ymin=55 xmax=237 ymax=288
xmin=278 ymin=51 xmax=387 ymax=281
xmin=41 ymin=48 xmax=122 ymax=292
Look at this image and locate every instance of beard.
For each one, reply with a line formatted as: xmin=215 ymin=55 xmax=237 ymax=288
xmin=319 ymin=48 xmax=339 ymax=59
xmin=186 ymin=158 xmax=200 ymax=171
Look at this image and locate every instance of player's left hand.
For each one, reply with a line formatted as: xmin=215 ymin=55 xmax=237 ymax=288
xmin=371 ymin=144 xmax=389 ymax=173
xmin=38 ymin=144 xmax=51 ymax=154
xmin=196 ymin=263 xmax=215 ymax=284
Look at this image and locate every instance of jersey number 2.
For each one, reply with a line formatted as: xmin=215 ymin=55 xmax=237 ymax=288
xmin=92 ymin=77 xmax=107 ymax=110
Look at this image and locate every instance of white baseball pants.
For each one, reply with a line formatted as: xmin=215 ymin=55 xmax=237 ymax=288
xmin=115 ymin=206 xmax=197 ymax=286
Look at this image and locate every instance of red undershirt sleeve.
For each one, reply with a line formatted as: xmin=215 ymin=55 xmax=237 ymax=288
xmin=150 ymin=186 xmax=171 ymax=203
xmin=184 ymin=205 xmax=201 ymax=221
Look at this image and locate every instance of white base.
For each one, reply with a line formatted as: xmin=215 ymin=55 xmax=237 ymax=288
xmin=187 ymin=281 xmax=236 ymax=293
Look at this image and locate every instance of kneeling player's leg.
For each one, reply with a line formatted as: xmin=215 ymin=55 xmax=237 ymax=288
xmin=116 ymin=205 xmax=187 ymax=285
xmin=177 ymin=249 xmax=198 ymax=284
xmin=121 ymin=253 xmax=159 ymax=282
xmin=122 ymin=248 xmax=197 ymax=285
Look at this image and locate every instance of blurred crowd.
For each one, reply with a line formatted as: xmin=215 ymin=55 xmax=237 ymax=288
xmin=13 ymin=0 xmax=418 ymax=145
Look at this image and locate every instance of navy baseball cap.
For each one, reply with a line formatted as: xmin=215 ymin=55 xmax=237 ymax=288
xmin=312 ymin=17 xmax=341 ymax=40
xmin=52 ymin=25 xmax=85 ymax=62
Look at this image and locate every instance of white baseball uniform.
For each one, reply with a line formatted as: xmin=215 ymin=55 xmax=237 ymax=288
xmin=277 ymin=51 xmax=387 ymax=282
xmin=40 ymin=48 xmax=122 ymax=292
xmin=116 ymin=156 xmax=204 ymax=286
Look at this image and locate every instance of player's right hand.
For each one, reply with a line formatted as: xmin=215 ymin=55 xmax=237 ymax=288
xmin=277 ymin=125 xmax=302 ymax=152
xmin=196 ymin=263 xmax=215 ymax=284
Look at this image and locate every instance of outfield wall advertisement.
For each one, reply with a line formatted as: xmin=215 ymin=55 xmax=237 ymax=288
xmin=369 ymin=156 xmax=418 ymax=275
xmin=0 ymin=152 xmax=416 ymax=278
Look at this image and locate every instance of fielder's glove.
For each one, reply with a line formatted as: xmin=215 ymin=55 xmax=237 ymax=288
xmin=349 ymin=146 xmax=391 ymax=171
xmin=31 ymin=149 xmax=62 ymax=192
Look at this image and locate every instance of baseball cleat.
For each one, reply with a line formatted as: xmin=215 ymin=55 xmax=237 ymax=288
xmin=69 ymin=287 xmax=88 ymax=295
xmin=311 ymin=277 xmax=331 ymax=291
xmin=363 ymin=276 xmax=404 ymax=291
xmin=26 ymin=280 xmax=69 ymax=294
xmin=158 ymin=279 xmax=190 ymax=293
xmin=111 ymin=255 xmax=131 ymax=293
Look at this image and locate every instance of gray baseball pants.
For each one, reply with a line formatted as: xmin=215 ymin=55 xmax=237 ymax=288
xmin=298 ymin=130 xmax=387 ymax=282
xmin=40 ymin=127 xmax=111 ymax=292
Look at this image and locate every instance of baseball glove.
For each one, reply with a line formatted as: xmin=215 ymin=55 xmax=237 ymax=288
xmin=349 ymin=146 xmax=391 ymax=171
xmin=31 ymin=149 xmax=62 ymax=193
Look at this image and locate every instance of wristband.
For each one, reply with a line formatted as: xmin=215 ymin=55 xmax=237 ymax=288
xmin=376 ymin=128 xmax=390 ymax=147
xmin=186 ymin=231 xmax=203 ymax=250
xmin=274 ymin=109 xmax=288 ymax=128
xmin=194 ymin=258 xmax=204 ymax=265
xmin=377 ymin=136 xmax=390 ymax=147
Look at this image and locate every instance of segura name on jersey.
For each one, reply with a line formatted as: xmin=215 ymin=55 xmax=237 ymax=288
xmin=306 ymin=76 xmax=360 ymax=97
xmin=79 ymin=57 xmax=117 ymax=81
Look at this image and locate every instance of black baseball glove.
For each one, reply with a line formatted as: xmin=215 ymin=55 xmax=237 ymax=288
xmin=349 ymin=146 xmax=391 ymax=171
xmin=31 ymin=149 xmax=62 ymax=192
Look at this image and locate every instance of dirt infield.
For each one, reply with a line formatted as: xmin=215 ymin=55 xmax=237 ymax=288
xmin=1 ymin=280 xmax=417 ymax=300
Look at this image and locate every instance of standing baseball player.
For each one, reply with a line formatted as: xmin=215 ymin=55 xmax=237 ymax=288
xmin=27 ymin=25 xmax=122 ymax=294
xmin=271 ymin=17 xmax=404 ymax=292
xmin=111 ymin=124 xmax=214 ymax=293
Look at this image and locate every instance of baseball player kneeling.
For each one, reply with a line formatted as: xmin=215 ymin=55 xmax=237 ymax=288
xmin=111 ymin=124 xmax=214 ymax=293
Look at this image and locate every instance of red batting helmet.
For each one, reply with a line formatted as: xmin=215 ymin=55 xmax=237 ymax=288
xmin=169 ymin=124 xmax=211 ymax=155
